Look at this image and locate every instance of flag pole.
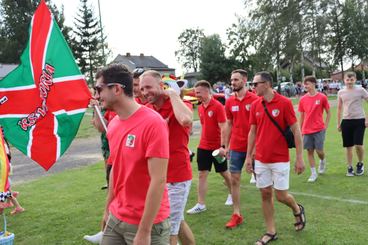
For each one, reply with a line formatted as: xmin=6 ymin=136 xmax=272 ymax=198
xmin=93 ymin=104 xmax=108 ymax=132
xmin=97 ymin=0 xmax=105 ymax=65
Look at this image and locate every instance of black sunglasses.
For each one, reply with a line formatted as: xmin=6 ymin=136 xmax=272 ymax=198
xmin=252 ymin=81 xmax=266 ymax=87
xmin=94 ymin=83 xmax=126 ymax=94
xmin=133 ymin=68 xmax=145 ymax=77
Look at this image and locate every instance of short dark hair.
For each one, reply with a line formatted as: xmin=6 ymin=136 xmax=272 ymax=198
xmin=194 ymin=80 xmax=212 ymax=89
xmin=304 ymin=75 xmax=317 ymax=84
xmin=231 ymin=69 xmax=248 ymax=77
xmin=96 ymin=63 xmax=133 ymax=97
xmin=255 ymin=71 xmax=273 ymax=85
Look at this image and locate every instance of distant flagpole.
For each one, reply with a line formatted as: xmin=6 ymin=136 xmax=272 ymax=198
xmin=97 ymin=0 xmax=106 ymax=65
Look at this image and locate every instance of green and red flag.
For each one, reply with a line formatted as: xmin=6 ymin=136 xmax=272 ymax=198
xmin=0 ymin=0 xmax=92 ymax=170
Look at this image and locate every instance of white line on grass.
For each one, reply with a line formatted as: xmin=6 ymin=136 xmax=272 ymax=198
xmin=241 ymin=185 xmax=368 ymax=205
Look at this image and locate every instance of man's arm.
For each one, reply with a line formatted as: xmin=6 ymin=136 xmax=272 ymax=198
xmin=219 ymin=122 xmax=227 ymax=148
xmin=134 ymin=157 xmax=168 ymax=245
xmin=166 ymin=89 xmax=193 ymax=127
xmin=324 ymin=108 xmax=331 ymax=128
xmin=337 ymin=96 xmax=343 ymax=131
xmin=290 ymin=122 xmax=305 ymax=174
xmin=102 ymin=166 xmax=114 ymax=228
xmin=299 ymin=112 xmax=305 ymax=131
xmin=245 ymin=125 xmax=257 ymax=173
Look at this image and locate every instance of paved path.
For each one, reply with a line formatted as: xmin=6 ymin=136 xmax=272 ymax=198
xmin=11 ymin=136 xmax=103 ymax=184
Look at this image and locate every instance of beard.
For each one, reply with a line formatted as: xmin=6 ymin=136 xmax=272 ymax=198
xmin=232 ymin=85 xmax=244 ymax=92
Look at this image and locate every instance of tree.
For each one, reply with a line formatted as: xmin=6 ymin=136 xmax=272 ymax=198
xmin=72 ymin=0 xmax=107 ymax=84
xmin=0 ymin=0 xmax=71 ymax=63
xmin=175 ymin=28 xmax=205 ymax=72
xmin=199 ymin=34 xmax=230 ymax=84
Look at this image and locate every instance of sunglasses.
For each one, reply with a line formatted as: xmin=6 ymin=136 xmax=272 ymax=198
xmin=133 ymin=68 xmax=145 ymax=76
xmin=252 ymin=81 xmax=266 ymax=87
xmin=94 ymin=83 xmax=126 ymax=94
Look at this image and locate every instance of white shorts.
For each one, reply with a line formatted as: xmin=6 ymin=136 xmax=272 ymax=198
xmin=167 ymin=180 xmax=192 ymax=235
xmin=254 ymin=160 xmax=290 ymax=190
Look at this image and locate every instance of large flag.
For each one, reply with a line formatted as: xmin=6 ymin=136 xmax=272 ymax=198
xmin=0 ymin=1 xmax=91 ymax=170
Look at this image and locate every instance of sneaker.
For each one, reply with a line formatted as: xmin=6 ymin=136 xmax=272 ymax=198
xmin=83 ymin=231 xmax=103 ymax=244
xmin=225 ymin=194 xmax=233 ymax=206
xmin=225 ymin=213 xmax=243 ymax=228
xmin=356 ymin=162 xmax=364 ymax=176
xmin=186 ymin=203 xmax=206 ymax=214
xmin=318 ymin=159 xmax=326 ymax=174
xmin=307 ymin=173 xmax=318 ymax=182
xmin=346 ymin=166 xmax=355 ymax=177
xmin=250 ymin=174 xmax=256 ymax=184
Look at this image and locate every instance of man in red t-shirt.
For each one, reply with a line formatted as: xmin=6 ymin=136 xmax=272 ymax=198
xmin=245 ymin=71 xmax=305 ymax=245
xmin=186 ymin=80 xmax=233 ymax=215
xmin=93 ymin=64 xmax=170 ymax=245
xmin=140 ymin=70 xmax=195 ymax=245
xmin=298 ymin=76 xmax=330 ymax=182
xmin=223 ymin=69 xmax=259 ymax=229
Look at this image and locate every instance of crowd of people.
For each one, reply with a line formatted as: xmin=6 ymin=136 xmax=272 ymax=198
xmin=81 ymin=64 xmax=367 ymax=245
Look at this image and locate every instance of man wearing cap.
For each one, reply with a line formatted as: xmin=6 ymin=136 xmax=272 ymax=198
xmin=94 ymin=64 xmax=170 ymax=245
xmin=299 ymin=76 xmax=330 ymax=182
xmin=245 ymin=71 xmax=306 ymax=245
xmin=140 ymin=70 xmax=195 ymax=245
xmin=186 ymin=80 xmax=233 ymax=215
xmin=223 ymin=69 xmax=259 ymax=229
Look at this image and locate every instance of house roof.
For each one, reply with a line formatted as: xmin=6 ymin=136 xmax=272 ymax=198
xmin=0 ymin=64 xmax=17 ymax=79
xmin=112 ymin=53 xmax=174 ymax=72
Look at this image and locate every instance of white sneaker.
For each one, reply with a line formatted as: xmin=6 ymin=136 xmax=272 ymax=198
xmin=250 ymin=174 xmax=256 ymax=184
xmin=83 ymin=231 xmax=103 ymax=244
xmin=307 ymin=173 xmax=318 ymax=182
xmin=225 ymin=194 xmax=233 ymax=206
xmin=318 ymin=160 xmax=326 ymax=174
xmin=186 ymin=203 xmax=206 ymax=214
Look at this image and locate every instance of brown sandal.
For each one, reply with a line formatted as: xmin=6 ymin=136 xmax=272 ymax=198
xmin=255 ymin=232 xmax=278 ymax=245
xmin=294 ymin=203 xmax=306 ymax=231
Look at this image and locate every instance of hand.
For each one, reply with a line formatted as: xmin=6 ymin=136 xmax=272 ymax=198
xmin=163 ymin=87 xmax=178 ymax=98
xmin=294 ymin=158 xmax=305 ymax=175
xmin=133 ymin=231 xmax=151 ymax=245
xmin=218 ymin=147 xmax=226 ymax=157
xmin=337 ymin=124 xmax=341 ymax=132
xmin=245 ymin=157 xmax=253 ymax=174
xmin=90 ymin=98 xmax=100 ymax=108
xmin=365 ymin=120 xmax=368 ymax=128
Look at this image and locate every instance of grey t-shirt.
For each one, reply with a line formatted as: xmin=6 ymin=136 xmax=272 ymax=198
xmin=338 ymin=87 xmax=368 ymax=119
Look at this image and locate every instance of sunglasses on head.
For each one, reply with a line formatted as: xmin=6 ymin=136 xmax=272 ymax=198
xmin=133 ymin=68 xmax=145 ymax=77
xmin=93 ymin=83 xmax=126 ymax=94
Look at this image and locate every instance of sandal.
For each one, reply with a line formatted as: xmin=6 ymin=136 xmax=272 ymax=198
xmin=294 ymin=203 xmax=306 ymax=231
xmin=255 ymin=232 xmax=278 ymax=245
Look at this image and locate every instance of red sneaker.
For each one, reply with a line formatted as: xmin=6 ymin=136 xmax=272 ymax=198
xmin=225 ymin=213 xmax=244 ymax=228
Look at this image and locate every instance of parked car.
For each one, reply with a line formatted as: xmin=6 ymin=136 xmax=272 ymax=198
xmin=273 ymin=82 xmax=297 ymax=97
xmin=183 ymin=88 xmax=225 ymax=105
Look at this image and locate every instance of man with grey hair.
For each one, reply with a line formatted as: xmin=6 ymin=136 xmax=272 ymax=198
xmin=140 ymin=70 xmax=195 ymax=245
xmin=245 ymin=71 xmax=306 ymax=244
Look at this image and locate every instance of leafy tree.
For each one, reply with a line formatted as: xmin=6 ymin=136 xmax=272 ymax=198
xmin=175 ymin=28 xmax=205 ymax=72
xmin=0 ymin=0 xmax=71 ymax=63
xmin=72 ymin=0 xmax=107 ymax=84
xmin=199 ymin=34 xmax=230 ymax=84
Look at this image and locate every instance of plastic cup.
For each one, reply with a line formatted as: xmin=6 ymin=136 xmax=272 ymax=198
xmin=212 ymin=149 xmax=226 ymax=163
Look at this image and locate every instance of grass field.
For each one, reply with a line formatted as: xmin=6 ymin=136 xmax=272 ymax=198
xmin=7 ymin=104 xmax=368 ymax=244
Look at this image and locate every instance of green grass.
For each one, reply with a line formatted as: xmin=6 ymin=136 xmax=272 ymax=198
xmin=8 ymin=105 xmax=368 ymax=244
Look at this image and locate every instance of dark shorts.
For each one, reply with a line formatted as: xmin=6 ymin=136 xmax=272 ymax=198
xmin=197 ymin=148 xmax=228 ymax=173
xmin=229 ymin=150 xmax=247 ymax=173
xmin=303 ymin=130 xmax=326 ymax=150
xmin=341 ymin=119 xmax=366 ymax=147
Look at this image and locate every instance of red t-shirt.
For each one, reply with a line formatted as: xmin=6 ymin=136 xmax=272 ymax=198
xmin=107 ymin=106 xmax=170 ymax=225
xmin=147 ymin=99 xmax=193 ymax=183
xmin=198 ymin=97 xmax=226 ymax=150
xmin=135 ymin=97 xmax=147 ymax=105
xmin=298 ymin=92 xmax=330 ymax=135
xmin=104 ymin=110 xmax=117 ymax=122
xmin=250 ymin=93 xmax=297 ymax=163
xmin=225 ymin=91 xmax=259 ymax=152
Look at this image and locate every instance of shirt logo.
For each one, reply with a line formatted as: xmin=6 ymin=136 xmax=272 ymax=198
xmin=272 ymin=109 xmax=280 ymax=117
xmin=126 ymin=134 xmax=136 ymax=147
xmin=208 ymin=111 xmax=213 ymax=117
xmin=315 ymin=100 xmax=320 ymax=105
xmin=231 ymin=105 xmax=239 ymax=112
xmin=245 ymin=104 xmax=251 ymax=111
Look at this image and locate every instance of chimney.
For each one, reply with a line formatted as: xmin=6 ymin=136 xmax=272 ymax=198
xmin=126 ymin=52 xmax=130 ymax=57
xmin=140 ymin=53 xmax=144 ymax=57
